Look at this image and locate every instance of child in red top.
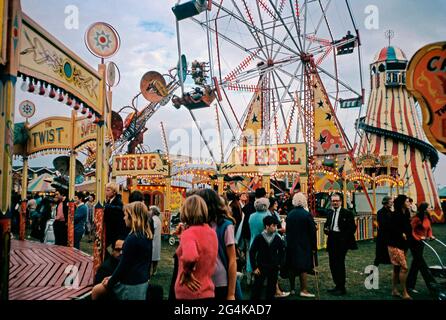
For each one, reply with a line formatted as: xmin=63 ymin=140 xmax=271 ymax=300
xmin=175 ymin=195 xmax=218 ymax=300
xmin=407 ymin=202 xmax=436 ymax=293
xmin=411 ymin=211 xmax=434 ymax=241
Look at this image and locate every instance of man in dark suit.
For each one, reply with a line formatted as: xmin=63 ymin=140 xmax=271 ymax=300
xmin=324 ymin=193 xmax=357 ymax=295
xmin=53 ymin=189 xmax=69 ymax=246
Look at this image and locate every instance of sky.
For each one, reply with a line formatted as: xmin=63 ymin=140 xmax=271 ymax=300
xmin=14 ymin=0 xmax=446 ymax=187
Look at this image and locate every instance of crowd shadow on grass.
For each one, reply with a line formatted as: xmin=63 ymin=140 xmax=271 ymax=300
xmin=79 ymin=224 xmax=446 ymax=301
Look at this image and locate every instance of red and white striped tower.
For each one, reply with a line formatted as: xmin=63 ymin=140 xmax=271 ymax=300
xmin=359 ymin=46 xmax=443 ymax=222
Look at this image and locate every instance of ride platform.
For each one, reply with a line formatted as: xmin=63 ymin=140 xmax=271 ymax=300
xmin=8 ymin=240 xmax=93 ymax=300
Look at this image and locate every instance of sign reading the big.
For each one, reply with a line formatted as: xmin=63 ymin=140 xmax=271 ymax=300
xmin=27 ymin=116 xmax=97 ymax=155
xmin=19 ymin=15 xmax=102 ymax=115
xmin=112 ymin=153 xmax=169 ymax=177
xmin=221 ymin=143 xmax=308 ymax=175
xmin=407 ymin=42 xmax=446 ymax=154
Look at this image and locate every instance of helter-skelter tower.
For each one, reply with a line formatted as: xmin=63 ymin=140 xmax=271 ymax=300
xmin=358 ymin=45 xmax=444 ymax=222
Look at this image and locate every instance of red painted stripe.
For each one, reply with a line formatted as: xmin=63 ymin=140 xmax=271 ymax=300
xmin=392 ymin=140 xmax=399 ymax=158
xmin=373 ymin=91 xmax=383 ymax=154
xmin=424 ymin=163 xmax=443 ymax=221
xmin=366 ymin=88 xmax=376 ymax=125
xmin=390 ymin=89 xmax=400 ymax=157
xmin=390 ymin=88 xmax=397 ymax=131
xmin=379 ymin=48 xmax=387 ymax=61
xmin=410 ymin=146 xmax=425 ymax=205
xmin=371 ymin=88 xmax=380 ymax=127
xmin=425 ymin=162 xmax=437 ymax=204
xmin=402 ymin=90 xmax=414 ymax=137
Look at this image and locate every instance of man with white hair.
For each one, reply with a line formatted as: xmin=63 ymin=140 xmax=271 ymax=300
xmin=323 ymin=193 xmax=357 ymax=296
xmin=246 ymin=197 xmax=270 ymax=283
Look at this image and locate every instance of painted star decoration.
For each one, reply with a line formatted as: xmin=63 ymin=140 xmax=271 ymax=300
xmin=325 ymin=112 xmax=332 ymax=120
xmin=94 ymin=30 xmax=112 ymax=50
xmin=252 ymin=113 xmax=259 ymax=123
xmin=318 ymin=134 xmax=327 ymax=144
xmin=318 ymin=100 xmax=324 ymax=108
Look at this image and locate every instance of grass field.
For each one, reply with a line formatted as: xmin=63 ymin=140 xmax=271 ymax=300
xmin=78 ymin=224 xmax=446 ymax=300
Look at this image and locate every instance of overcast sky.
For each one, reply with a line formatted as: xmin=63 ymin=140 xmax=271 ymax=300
xmin=15 ymin=0 xmax=446 ymax=187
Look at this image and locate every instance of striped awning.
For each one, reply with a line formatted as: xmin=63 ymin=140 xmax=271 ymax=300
xmin=27 ymin=173 xmax=55 ymax=193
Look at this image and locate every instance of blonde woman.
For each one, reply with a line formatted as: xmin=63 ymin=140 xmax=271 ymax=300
xmin=100 ymin=201 xmax=153 ymax=300
xmin=175 ymin=195 xmax=218 ymax=300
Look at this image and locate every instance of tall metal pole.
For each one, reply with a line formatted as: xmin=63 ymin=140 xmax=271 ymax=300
xmin=1 ymin=0 xmax=21 ymax=301
xmin=19 ymin=154 xmax=28 ymax=241
xmin=93 ymin=63 xmax=107 ymax=274
xmin=67 ymin=110 xmax=77 ymax=248
xmin=175 ymin=19 xmax=185 ymax=96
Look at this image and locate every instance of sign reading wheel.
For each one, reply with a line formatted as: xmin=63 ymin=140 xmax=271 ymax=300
xmin=85 ymin=22 xmax=120 ymax=59
xmin=221 ymin=143 xmax=308 ymax=176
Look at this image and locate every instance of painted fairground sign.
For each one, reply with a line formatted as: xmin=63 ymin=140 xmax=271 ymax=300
xmin=221 ymin=143 xmax=308 ymax=175
xmin=19 ymin=14 xmax=102 ymax=115
xmin=407 ymin=42 xmax=446 ymax=154
xmin=112 ymin=153 xmax=169 ymax=177
xmin=25 ymin=116 xmax=97 ymax=155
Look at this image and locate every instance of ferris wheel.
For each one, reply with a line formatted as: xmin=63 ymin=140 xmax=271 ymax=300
xmin=173 ymin=0 xmax=365 ymax=160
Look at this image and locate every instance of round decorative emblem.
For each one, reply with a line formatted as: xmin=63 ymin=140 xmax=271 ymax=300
xmin=63 ymin=60 xmax=74 ymax=81
xmin=106 ymin=62 xmax=121 ymax=87
xmin=85 ymin=22 xmax=120 ymax=59
xmin=140 ymin=71 xmax=168 ymax=103
xmin=19 ymin=100 xmax=36 ymax=119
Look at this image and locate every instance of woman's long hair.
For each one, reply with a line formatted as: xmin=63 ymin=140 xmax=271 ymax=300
xmin=180 ymin=195 xmax=208 ymax=226
xmin=124 ymin=202 xmax=153 ymax=239
xmin=197 ymin=188 xmax=234 ymax=225
xmin=416 ymin=202 xmax=431 ymax=222
xmin=393 ymin=194 xmax=409 ymax=215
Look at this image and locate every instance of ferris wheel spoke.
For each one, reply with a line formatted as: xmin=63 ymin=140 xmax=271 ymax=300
xmin=193 ymin=17 xmax=259 ymax=59
xmin=317 ymin=0 xmax=334 ymax=42
xmin=211 ymin=1 xmax=301 ymax=56
xmin=316 ymin=64 xmax=361 ymax=97
xmin=255 ymin=1 xmax=271 ymax=59
xmin=289 ymin=0 xmax=304 ymax=52
xmin=268 ymin=0 xmax=303 ymax=54
xmin=232 ymin=0 xmax=269 ymax=58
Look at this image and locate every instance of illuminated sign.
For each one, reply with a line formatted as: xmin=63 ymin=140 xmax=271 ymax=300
xmin=112 ymin=153 xmax=169 ymax=177
xmin=221 ymin=143 xmax=308 ymax=175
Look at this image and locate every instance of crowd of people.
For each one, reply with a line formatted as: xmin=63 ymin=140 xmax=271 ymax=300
xmin=11 ymin=184 xmax=440 ymax=301
xmin=89 ymin=186 xmax=358 ymax=300
xmin=374 ymin=194 xmax=437 ymax=300
xmin=10 ymin=190 xmax=96 ymax=248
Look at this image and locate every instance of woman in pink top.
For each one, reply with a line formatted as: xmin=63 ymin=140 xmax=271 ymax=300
xmin=175 ymin=195 xmax=218 ymax=300
xmin=407 ymin=202 xmax=436 ymax=293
